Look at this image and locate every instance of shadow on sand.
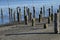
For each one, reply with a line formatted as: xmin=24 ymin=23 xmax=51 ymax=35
xmin=5 ymin=32 xmax=59 ymax=36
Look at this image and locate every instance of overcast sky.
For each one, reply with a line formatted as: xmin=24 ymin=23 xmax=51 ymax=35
xmin=0 ymin=0 xmax=60 ymax=8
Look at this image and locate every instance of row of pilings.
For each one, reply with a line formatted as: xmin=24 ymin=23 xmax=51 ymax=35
xmin=0 ymin=6 xmax=54 ymax=24
xmin=0 ymin=5 xmax=60 ymax=34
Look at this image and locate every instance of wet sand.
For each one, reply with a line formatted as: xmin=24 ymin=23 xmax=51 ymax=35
xmin=0 ymin=18 xmax=60 ymax=40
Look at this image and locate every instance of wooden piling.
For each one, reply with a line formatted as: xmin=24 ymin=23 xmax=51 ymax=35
xmin=13 ymin=10 xmax=16 ymax=22
xmin=44 ymin=23 xmax=48 ymax=29
xmin=48 ymin=8 xmax=51 ymax=17
xmin=27 ymin=8 xmax=30 ymax=21
xmin=24 ymin=6 xmax=26 ymax=17
xmin=10 ymin=8 xmax=13 ymax=22
xmin=33 ymin=6 xmax=35 ymax=18
xmin=51 ymin=6 xmax=53 ymax=21
xmin=54 ymin=13 xmax=59 ymax=34
xmin=51 ymin=6 xmax=53 ymax=13
xmin=25 ymin=15 xmax=28 ymax=25
xmin=47 ymin=8 xmax=51 ymax=24
xmin=39 ymin=14 xmax=42 ymax=22
xmin=48 ymin=16 xmax=51 ymax=24
xmin=8 ymin=8 xmax=13 ymax=23
xmin=30 ymin=12 xmax=32 ymax=21
xmin=1 ymin=8 xmax=3 ymax=18
xmin=8 ymin=8 xmax=11 ymax=23
xmin=43 ymin=6 xmax=45 ymax=17
xmin=24 ymin=6 xmax=26 ymax=22
xmin=17 ymin=7 xmax=21 ymax=23
xmin=40 ymin=7 xmax=42 ymax=15
xmin=39 ymin=8 xmax=42 ymax=22
xmin=19 ymin=8 xmax=21 ymax=22
xmin=51 ymin=14 xmax=53 ymax=22
xmin=59 ymin=5 xmax=60 ymax=12
xmin=32 ymin=18 xmax=35 ymax=26
xmin=1 ymin=8 xmax=3 ymax=23
xmin=57 ymin=9 xmax=59 ymax=13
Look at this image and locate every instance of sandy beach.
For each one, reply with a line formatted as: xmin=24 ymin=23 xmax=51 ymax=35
xmin=0 ymin=18 xmax=59 ymax=40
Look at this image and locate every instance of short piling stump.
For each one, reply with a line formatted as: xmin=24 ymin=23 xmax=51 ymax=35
xmin=48 ymin=16 xmax=51 ymax=24
xmin=39 ymin=14 xmax=42 ymax=22
xmin=44 ymin=23 xmax=48 ymax=29
xmin=24 ymin=15 xmax=28 ymax=25
xmin=32 ymin=18 xmax=35 ymax=26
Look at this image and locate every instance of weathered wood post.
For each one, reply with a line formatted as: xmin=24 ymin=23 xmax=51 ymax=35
xmin=39 ymin=7 xmax=42 ymax=22
xmin=31 ymin=6 xmax=36 ymax=26
xmin=24 ymin=7 xmax=28 ymax=25
xmin=43 ymin=6 xmax=45 ymax=17
xmin=51 ymin=6 xmax=53 ymax=21
xmin=24 ymin=6 xmax=26 ymax=24
xmin=8 ymin=8 xmax=13 ymax=23
xmin=1 ymin=8 xmax=3 ymax=19
xmin=48 ymin=16 xmax=51 ymax=24
xmin=1 ymin=8 xmax=3 ymax=23
xmin=54 ymin=13 xmax=59 ymax=34
xmin=27 ymin=8 xmax=31 ymax=21
xmin=19 ymin=8 xmax=21 ymax=23
xmin=10 ymin=8 xmax=13 ymax=22
xmin=32 ymin=18 xmax=35 ymax=26
xmin=24 ymin=6 xmax=26 ymax=17
xmin=39 ymin=14 xmax=41 ymax=22
xmin=33 ymin=6 xmax=35 ymax=18
xmin=25 ymin=15 xmax=28 ymax=25
xmin=30 ymin=12 xmax=32 ymax=21
xmin=8 ymin=8 xmax=11 ymax=23
xmin=17 ymin=7 xmax=21 ymax=23
xmin=44 ymin=23 xmax=48 ymax=29
xmin=48 ymin=8 xmax=51 ymax=24
xmin=13 ymin=10 xmax=16 ymax=22
xmin=39 ymin=12 xmax=42 ymax=22
xmin=49 ymin=8 xmax=51 ymax=17
xmin=59 ymin=5 xmax=60 ymax=12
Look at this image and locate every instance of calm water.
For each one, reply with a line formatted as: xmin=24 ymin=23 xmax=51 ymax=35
xmin=0 ymin=6 xmax=59 ymax=24
xmin=0 ymin=0 xmax=60 ymax=24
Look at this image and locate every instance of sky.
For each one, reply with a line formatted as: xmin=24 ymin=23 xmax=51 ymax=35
xmin=0 ymin=0 xmax=60 ymax=8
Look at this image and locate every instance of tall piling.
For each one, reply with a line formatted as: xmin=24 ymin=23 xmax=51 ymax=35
xmin=8 ymin=8 xmax=11 ymax=23
xmin=24 ymin=6 xmax=26 ymax=17
xmin=51 ymin=6 xmax=53 ymax=21
xmin=59 ymin=5 xmax=60 ymax=12
xmin=48 ymin=8 xmax=51 ymax=24
xmin=33 ymin=6 xmax=35 ymax=18
xmin=24 ymin=7 xmax=26 ymax=24
xmin=13 ymin=10 xmax=16 ymax=22
xmin=27 ymin=8 xmax=30 ymax=21
xmin=30 ymin=12 xmax=32 ymax=21
xmin=54 ymin=13 xmax=59 ymax=34
xmin=8 ymin=8 xmax=13 ymax=23
xmin=1 ymin=8 xmax=3 ymax=23
xmin=39 ymin=12 xmax=42 ymax=22
xmin=31 ymin=6 xmax=36 ymax=26
xmin=17 ymin=7 xmax=21 ymax=23
xmin=10 ymin=8 xmax=13 ymax=22
xmin=43 ymin=6 xmax=45 ymax=17
xmin=39 ymin=7 xmax=42 ymax=22
xmin=49 ymin=8 xmax=51 ymax=17
xmin=24 ymin=7 xmax=28 ymax=25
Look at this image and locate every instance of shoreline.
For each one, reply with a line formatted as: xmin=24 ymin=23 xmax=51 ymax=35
xmin=0 ymin=17 xmax=48 ymax=27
